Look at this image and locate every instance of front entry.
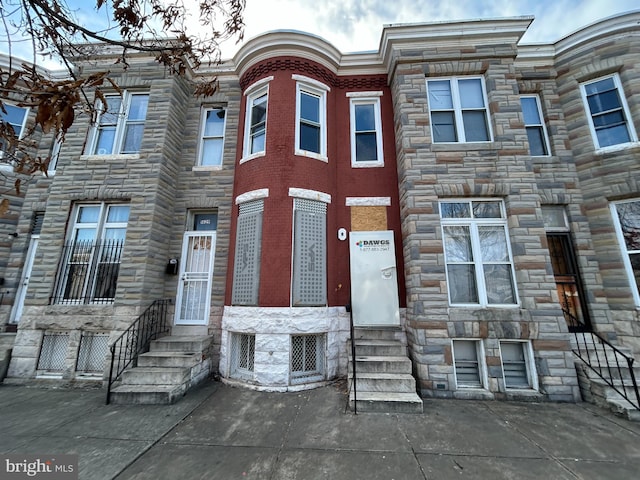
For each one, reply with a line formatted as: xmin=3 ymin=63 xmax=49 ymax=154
xmin=349 ymin=231 xmax=400 ymax=327
xmin=175 ymin=232 xmax=216 ymax=325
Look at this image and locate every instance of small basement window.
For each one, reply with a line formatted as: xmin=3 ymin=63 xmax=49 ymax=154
xmin=452 ymin=339 xmax=485 ymax=388
xmin=229 ymin=333 xmax=255 ymax=380
xmin=500 ymin=341 xmax=536 ymax=390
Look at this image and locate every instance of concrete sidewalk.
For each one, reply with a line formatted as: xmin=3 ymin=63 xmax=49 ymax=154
xmin=1 ymin=380 xmax=639 ymax=479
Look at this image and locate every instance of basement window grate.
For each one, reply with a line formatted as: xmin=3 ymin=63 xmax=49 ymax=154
xmin=76 ymin=332 xmax=110 ymax=374
xmin=37 ymin=331 xmax=70 ymax=372
xmin=229 ymin=333 xmax=255 ymax=380
xmin=290 ymin=334 xmax=325 ymax=385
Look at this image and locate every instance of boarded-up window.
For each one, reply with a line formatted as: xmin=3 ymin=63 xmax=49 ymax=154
xmin=350 ymin=205 xmax=387 ymax=231
xmin=232 ymin=200 xmax=263 ymax=305
xmin=292 ymin=198 xmax=327 ymax=306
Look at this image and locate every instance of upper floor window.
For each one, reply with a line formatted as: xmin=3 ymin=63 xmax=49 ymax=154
xmin=87 ymin=91 xmax=149 ymax=155
xmin=427 ymin=77 xmax=491 ymax=143
xmin=198 ymin=108 xmax=226 ymax=167
xmin=243 ymin=81 xmax=270 ymax=159
xmin=521 ymin=95 xmax=550 ymax=156
xmin=440 ymin=200 xmax=517 ymax=306
xmin=0 ymin=103 xmax=28 ymax=156
xmin=349 ymin=93 xmax=383 ymax=167
xmin=580 ymin=74 xmax=637 ymax=150
xmin=611 ymin=199 xmax=640 ymax=306
xmin=294 ymin=75 xmax=328 ymax=161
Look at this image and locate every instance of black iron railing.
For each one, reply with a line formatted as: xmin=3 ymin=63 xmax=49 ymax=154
xmin=572 ymin=329 xmax=640 ymax=411
xmin=347 ymin=302 xmax=357 ymax=414
xmin=106 ymin=299 xmax=173 ymax=404
xmin=51 ymin=239 xmax=125 ymax=305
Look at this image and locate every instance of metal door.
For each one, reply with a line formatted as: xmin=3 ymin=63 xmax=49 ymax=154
xmin=349 ymin=231 xmax=400 ymax=326
xmin=175 ymin=232 xmax=216 ymax=325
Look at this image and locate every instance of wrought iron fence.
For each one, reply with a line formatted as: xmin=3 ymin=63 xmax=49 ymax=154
xmin=50 ymin=239 xmax=125 ymax=305
xmin=106 ymin=299 xmax=173 ymax=404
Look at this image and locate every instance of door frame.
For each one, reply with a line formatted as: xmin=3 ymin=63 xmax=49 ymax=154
xmin=9 ymin=235 xmax=39 ymax=324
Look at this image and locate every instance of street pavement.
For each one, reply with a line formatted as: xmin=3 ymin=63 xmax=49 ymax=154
xmin=1 ymin=380 xmax=639 ymax=479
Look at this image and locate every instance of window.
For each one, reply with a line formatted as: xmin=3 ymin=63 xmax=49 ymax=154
xmin=232 ymin=199 xmax=263 ymax=305
xmin=452 ymin=340 xmax=485 ymax=389
xmin=427 ymin=77 xmax=491 ymax=143
xmin=76 ymin=332 xmax=110 ymax=375
xmin=52 ymin=203 xmax=130 ymax=304
xmin=243 ymin=88 xmax=268 ymax=158
xmin=290 ymin=334 xmax=325 ymax=384
xmin=198 ymin=108 xmax=226 ymax=167
xmin=349 ymin=94 xmax=383 ymax=167
xmin=521 ymin=95 xmax=550 ymax=156
xmin=0 ymin=103 xmax=28 ymax=160
xmin=440 ymin=200 xmax=517 ymax=306
xmin=229 ymin=333 xmax=255 ymax=380
xmin=611 ymin=200 xmax=640 ymax=306
xmin=500 ymin=341 xmax=536 ymax=390
xmin=87 ymin=92 xmax=149 ymax=155
xmin=37 ymin=332 xmax=69 ymax=373
xmin=295 ymin=76 xmax=328 ymax=160
xmin=292 ymin=198 xmax=327 ymax=306
xmin=581 ymin=74 xmax=637 ymax=149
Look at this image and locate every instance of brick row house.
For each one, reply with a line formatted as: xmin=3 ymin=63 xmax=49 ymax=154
xmin=1 ymin=12 xmax=640 ymax=411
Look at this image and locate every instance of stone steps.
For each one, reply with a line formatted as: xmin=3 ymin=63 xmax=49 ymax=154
xmin=109 ymin=334 xmax=212 ymax=405
xmin=348 ymin=328 xmax=423 ymax=414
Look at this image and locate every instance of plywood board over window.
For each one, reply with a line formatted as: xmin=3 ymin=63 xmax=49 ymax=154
xmin=351 ymin=206 xmax=387 ymax=231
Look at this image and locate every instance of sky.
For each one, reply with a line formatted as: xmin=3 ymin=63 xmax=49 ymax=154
xmin=1 ymin=0 xmax=639 ymax=66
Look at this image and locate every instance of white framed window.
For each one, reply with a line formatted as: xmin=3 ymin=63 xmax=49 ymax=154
xmin=0 ymin=103 xmax=28 ymax=164
xmin=610 ymin=199 xmax=640 ymax=306
xmin=52 ymin=203 xmax=130 ymax=304
xmin=290 ymin=334 xmax=325 ymax=384
xmin=243 ymin=83 xmax=269 ymax=160
xmin=87 ymin=91 xmax=149 ymax=155
xmin=427 ymin=77 xmax=492 ymax=143
xmin=452 ymin=339 xmax=486 ymax=389
xmin=440 ymin=200 xmax=518 ymax=306
xmin=294 ymin=76 xmax=328 ymax=160
xmin=499 ymin=341 xmax=537 ymax=390
xmin=521 ymin=95 xmax=550 ymax=156
xmin=229 ymin=332 xmax=255 ymax=380
xmin=580 ymin=74 xmax=637 ymax=150
xmin=349 ymin=94 xmax=383 ymax=167
xmin=198 ymin=107 xmax=226 ymax=167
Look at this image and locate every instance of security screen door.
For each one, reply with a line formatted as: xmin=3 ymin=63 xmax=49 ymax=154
xmin=349 ymin=231 xmax=400 ymax=326
xmin=175 ymin=232 xmax=216 ymax=325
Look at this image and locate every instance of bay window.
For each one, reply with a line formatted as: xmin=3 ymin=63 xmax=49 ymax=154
xmin=294 ymin=75 xmax=328 ymax=160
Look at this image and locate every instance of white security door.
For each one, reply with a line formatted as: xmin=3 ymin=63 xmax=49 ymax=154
xmin=175 ymin=232 xmax=216 ymax=325
xmin=9 ymin=236 xmax=39 ymax=324
xmin=349 ymin=231 xmax=400 ymax=326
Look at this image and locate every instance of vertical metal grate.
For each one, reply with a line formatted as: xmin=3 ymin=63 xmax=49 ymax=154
xmin=292 ymin=198 xmax=327 ymax=306
xmin=37 ymin=331 xmax=70 ymax=371
xmin=76 ymin=332 xmax=110 ymax=374
xmin=290 ymin=334 xmax=325 ymax=384
xmin=500 ymin=342 xmax=530 ymax=389
xmin=232 ymin=200 xmax=263 ymax=305
xmin=229 ymin=333 xmax=255 ymax=380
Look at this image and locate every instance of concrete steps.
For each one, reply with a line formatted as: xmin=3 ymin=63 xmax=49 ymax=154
xmin=109 ymin=334 xmax=212 ymax=405
xmin=348 ymin=328 xmax=423 ymax=414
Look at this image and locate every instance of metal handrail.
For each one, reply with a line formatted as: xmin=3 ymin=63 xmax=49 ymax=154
xmin=572 ymin=328 xmax=640 ymax=411
xmin=106 ymin=299 xmax=173 ymax=404
xmin=347 ymin=302 xmax=357 ymax=414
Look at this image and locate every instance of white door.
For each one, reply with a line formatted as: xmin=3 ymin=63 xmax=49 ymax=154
xmin=9 ymin=236 xmax=39 ymax=324
xmin=175 ymin=232 xmax=216 ymax=325
xmin=349 ymin=231 xmax=400 ymax=326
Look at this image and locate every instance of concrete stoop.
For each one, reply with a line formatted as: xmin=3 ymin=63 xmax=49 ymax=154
xmin=348 ymin=328 xmax=423 ymax=414
xmin=109 ymin=335 xmax=213 ymax=405
xmin=575 ymin=360 xmax=640 ymax=422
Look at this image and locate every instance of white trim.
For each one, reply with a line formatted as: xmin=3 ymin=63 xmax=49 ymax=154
xmin=610 ymin=199 xmax=640 ymax=307
xmin=292 ymin=74 xmax=331 ymax=92
xmin=294 ymin=80 xmax=328 ymax=161
xmin=520 ymin=94 xmax=551 ymax=157
xmin=346 ymin=91 xmax=383 ymax=98
xmin=288 ymin=187 xmax=331 ymax=204
xmin=426 ymin=76 xmax=493 ymax=143
xmin=197 ymin=106 xmax=227 ymax=167
xmin=235 ymin=188 xmax=270 ymax=204
xmin=452 ymin=339 xmax=488 ymax=390
xmin=580 ymin=73 xmax=638 ymax=151
xmin=243 ymin=86 xmax=269 ymax=159
xmin=345 ymin=197 xmax=391 ymax=206
xmin=243 ymin=76 xmax=274 ymax=96
xmin=349 ymin=96 xmax=384 ymax=167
